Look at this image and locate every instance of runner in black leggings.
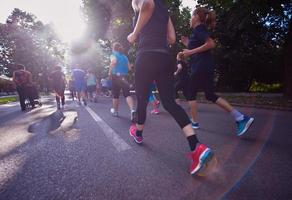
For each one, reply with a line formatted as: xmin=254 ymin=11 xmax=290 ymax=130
xmin=181 ymin=7 xmax=254 ymax=135
xmin=127 ymin=0 xmax=213 ymax=175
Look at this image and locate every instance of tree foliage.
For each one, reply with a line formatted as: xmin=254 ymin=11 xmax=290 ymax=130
xmin=197 ymin=0 xmax=292 ymax=92
xmin=0 ymin=8 xmax=65 ymax=81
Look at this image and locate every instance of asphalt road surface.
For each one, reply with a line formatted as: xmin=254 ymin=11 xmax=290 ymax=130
xmin=0 ymin=94 xmax=291 ymax=200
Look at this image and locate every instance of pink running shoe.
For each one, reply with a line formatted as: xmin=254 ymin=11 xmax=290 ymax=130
xmin=150 ymin=108 xmax=160 ymax=115
xmin=189 ymin=144 xmax=213 ymax=175
xmin=129 ymin=125 xmax=143 ymax=144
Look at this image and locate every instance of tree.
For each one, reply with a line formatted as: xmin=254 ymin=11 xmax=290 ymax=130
xmin=283 ymin=18 xmax=292 ymax=98
xmin=0 ymin=8 xmax=65 ymax=82
xmin=80 ymin=0 xmax=190 ymax=75
xmin=196 ymin=0 xmax=292 ymax=92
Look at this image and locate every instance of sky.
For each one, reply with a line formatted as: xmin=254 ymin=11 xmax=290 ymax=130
xmin=0 ymin=0 xmax=197 ymax=42
xmin=181 ymin=0 xmax=197 ymax=10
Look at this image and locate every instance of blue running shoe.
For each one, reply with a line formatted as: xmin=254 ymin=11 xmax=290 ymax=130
xmin=191 ymin=121 xmax=200 ymax=129
xmin=236 ymin=116 xmax=254 ymax=136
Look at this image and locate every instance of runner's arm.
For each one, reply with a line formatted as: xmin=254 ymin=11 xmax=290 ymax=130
xmin=128 ymin=0 xmax=155 ymax=44
xmin=182 ymin=37 xmax=215 ymax=57
xmin=167 ymin=17 xmax=176 ymax=45
xmin=109 ymin=55 xmax=117 ymax=77
xmin=128 ymin=63 xmax=133 ymax=71
xmin=12 ymin=71 xmax=19 ymax=85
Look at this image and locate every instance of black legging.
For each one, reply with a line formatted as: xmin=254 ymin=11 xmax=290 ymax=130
xmin=135 ymin=52 xmax=190 ymax=128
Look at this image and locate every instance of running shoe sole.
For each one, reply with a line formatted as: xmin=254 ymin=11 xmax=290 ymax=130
xmin=238 ymin=117 xmax=254 ymax=136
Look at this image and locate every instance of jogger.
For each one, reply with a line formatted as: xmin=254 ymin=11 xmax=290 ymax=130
xmin=13 ymin=64 xmax=35 ymax=111
xmin=181 ymin=7 xmax=254 ymax=135
xmin=128 ymin=0 xmax=213 ymax=175
xmin=49 ymin=66 xmax=66 ymax=110
xmin=109 ymin=42 xmax=136 ymax=122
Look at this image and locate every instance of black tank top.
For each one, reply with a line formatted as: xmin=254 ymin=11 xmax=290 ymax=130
xmin=134 ymin=0 xmax=169 ymax=53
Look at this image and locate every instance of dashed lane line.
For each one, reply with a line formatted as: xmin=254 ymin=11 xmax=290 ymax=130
xmin=85 ymin=106 xmax=131 ymax=152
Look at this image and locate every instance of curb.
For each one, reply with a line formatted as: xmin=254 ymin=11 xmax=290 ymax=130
xmin=196 ymin=100 xmax=292 ymax=112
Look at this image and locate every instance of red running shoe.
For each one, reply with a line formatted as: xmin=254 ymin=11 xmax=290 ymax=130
xmin=189 ymin=144 xmax=213 ymax=175
xmin=129 ymin=125 xmax=143 ymax=144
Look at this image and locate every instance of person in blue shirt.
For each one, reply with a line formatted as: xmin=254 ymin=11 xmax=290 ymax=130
xmin=181 ymin=7 xmax=254 ymax=135
xmin=72 ymin=67 xmax=87 ymax=106
xmin=109 ymin=42 xmax=136 ymax=122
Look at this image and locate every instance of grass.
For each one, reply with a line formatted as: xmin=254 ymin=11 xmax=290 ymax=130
xmin=249 ymin=81 xmax=282 ymax=93
xmin=0 ymin=96 xmax=17 ymax=104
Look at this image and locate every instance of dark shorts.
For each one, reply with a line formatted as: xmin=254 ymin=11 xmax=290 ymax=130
xmin=87 ymin=85 xmax=96 ymax=93
xmin=111 ymin=75 xmax=131 ymax=99
xmin=187 ymin=71 xmax=219 ymax=102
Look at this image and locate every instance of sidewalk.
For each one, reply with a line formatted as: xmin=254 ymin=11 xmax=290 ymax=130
xmin=174 ymin=92 xmax=292 ymax=111
xmin=1 ymin=92 xmax=291 ymax=111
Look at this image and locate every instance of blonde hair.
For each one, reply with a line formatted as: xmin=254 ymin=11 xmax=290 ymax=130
xmin=193 ymin=7 xmax=216 ymax=29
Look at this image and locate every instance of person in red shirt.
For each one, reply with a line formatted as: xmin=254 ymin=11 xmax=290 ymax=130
xmin=13 ymin=64 xmax=35 ymax=111
xmin=48 ymin=66 xmax=66 ymax=110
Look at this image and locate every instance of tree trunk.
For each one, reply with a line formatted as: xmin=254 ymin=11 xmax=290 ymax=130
xmin=284 ymin=18 xmax=292 ymax=99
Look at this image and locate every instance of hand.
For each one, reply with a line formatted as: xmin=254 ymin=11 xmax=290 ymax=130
xmin=127 ymin=32 xmax=138 ymax=44
xmin=181 ymin=36 xmax=189 ymax=47
xmin=182 ymin=49 xmax=193 ymax=58
xmin=176 ymin=52 xmax=184 ymax=60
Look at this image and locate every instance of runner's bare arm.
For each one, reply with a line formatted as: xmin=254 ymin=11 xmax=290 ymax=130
xmin=167 ymin=17 xmax=176 ymax=45
xmin=12 ymin=71 xmax=19 ymax=85
xmin=182 ymin=38 xmax=215 ymax=57
xmin=109 ymin=55 xmax=117 ymax=77
xmin=128 ymin=63 xmax=133 ymax=71
xmin=128 ymin=0 xmax=155 ymax=44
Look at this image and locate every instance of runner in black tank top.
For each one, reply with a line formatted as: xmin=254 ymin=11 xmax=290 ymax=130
xmin=127 ymin=0 xmax=213 ymax=175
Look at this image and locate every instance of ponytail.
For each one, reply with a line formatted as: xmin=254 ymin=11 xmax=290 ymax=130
xmin=193 ymin=7 xmax=216 ymax=29
xmin=206 ymin=10 xmax=216 ymax=29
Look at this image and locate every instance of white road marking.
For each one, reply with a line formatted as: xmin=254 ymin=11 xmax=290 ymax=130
xmin=85 ymin=106 xmax=131 ymax=152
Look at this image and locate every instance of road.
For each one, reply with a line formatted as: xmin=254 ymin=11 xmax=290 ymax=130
xmin=0 ymin=94 xmax=291 ymax=200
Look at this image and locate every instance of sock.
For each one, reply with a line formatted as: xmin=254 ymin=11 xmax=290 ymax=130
xmin=230 ymin=109 xmax=244 ymax=122
xmin=187 ymin=135 xmax=199 ymax=151
xmin=136 ymin=130 xmax=143 ymax=137
xmin=191 ymin=119 xmax=198 ymax=123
